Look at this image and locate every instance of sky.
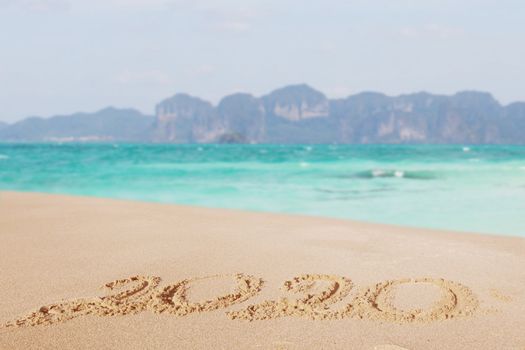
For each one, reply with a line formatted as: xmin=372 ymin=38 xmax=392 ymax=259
xmin=0 ymin=0 xmax=524 ymax=122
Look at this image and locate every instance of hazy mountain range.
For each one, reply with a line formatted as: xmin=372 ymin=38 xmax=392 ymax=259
xmin=1 ymin=84 xmax=524 ymax=144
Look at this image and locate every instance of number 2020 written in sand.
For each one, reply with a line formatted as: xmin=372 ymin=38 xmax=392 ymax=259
xmin=1 ymin=274 xmax=481 ymax=328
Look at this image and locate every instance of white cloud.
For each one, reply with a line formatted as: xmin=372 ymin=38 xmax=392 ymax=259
xmin=198 ymin=5 xmax=263 ymax=32
xmin=1 ymin=0 xmax=264 ymax=32
xmin=115 ymin=70 xmax=171 ymax=85
xmin=312 ymin=42 xmax=337 ymax=54
xmin=75 ymin=0 xmax=261 ymax=13
xmin=0 ymin=0 xmax=70 ymax=12
xmin=194 ymin=64 xmax=216 ymax=76
xmin=215 ymin=20 xmax=250 ymax=32
xmin=0 ymin=0 xmax=181 ymax=12
xmin=325 ymin=86 xmax=354 ymax=98
xmin=400 ymin=24 xmax=465 ymax=39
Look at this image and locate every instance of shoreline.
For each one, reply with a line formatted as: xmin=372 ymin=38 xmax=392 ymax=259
xmin=1 ymin=191 xmax=524 ymax=349
xmin=1 ymin=189 xmax=521 ymax=240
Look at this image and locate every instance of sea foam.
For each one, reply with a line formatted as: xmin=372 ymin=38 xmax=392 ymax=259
xmin=351 ymin=169 xmax=437 ymax=180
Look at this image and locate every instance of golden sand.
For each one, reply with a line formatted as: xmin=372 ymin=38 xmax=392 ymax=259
xmin=1 ymin=192 xmax=524 ymax=349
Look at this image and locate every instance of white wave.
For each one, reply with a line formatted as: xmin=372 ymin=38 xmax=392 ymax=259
xmin=0 ymin=154 xmax=9 ymax=160
xmin=394 ymin=170 xmax=405 ymax=178
xmin=463 ymin=147 xmax=471 ymax=152
xmin=372 ymin=169 xmax=386 ymax=177
xmin=300 ymin=162 xmax=310 ymax=168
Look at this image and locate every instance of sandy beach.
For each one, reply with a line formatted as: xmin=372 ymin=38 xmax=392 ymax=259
xmin=0 ymin=191 xmax=524 ymax=349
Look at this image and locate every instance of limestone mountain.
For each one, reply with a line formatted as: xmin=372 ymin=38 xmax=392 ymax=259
xmin=150 ymin=85 xmax=524 ymax=144
xmin=0 ymin=107 xmax=153 ymax=142
xmin=154 ymin=94 xmax=219 ymax=143
xmin=262 ymin=84 xmax=330 ymax=121
xmin=217 ymin=93 xmax=266 ymax=142
xmin=1 ymin=84 xmax=524 ymax=144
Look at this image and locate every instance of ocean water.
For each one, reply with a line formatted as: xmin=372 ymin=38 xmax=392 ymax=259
xmin=0 ymin=144 xmax=524 ymax=237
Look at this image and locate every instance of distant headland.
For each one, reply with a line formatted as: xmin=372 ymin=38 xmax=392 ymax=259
xmin=1 ymin=84 xmax=524 ymax=144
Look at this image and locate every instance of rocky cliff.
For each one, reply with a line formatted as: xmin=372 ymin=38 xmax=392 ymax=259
xmin=1 ymin=84 xmax=524 ymax=144
xmin=151 ymin=84 xmax=524 ymax=144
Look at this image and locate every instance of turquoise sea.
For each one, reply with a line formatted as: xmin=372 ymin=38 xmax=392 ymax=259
xmin=0 ymin=144 xmax=524 ymax=236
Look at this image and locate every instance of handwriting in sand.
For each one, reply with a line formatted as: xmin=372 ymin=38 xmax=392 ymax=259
xmin=1 ymin=274 xmax=482 ymax=328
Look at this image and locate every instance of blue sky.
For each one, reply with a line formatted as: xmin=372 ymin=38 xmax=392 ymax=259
xmin=0 ymin=0 xmax=524 ymax=122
